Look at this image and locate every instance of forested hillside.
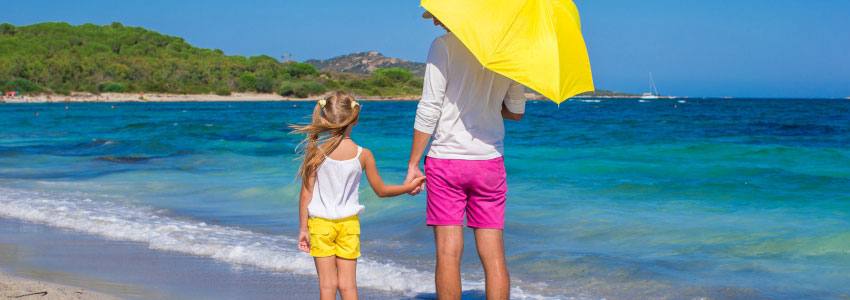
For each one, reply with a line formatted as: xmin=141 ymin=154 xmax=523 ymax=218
xmin=0 ymin=22 xmax=421 ymax=97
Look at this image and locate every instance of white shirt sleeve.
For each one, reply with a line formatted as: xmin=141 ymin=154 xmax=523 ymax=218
xmin=414 ymin=38 xmax=449 ymax=134
xmin=503 ymin=81 xmax=527 ymax=114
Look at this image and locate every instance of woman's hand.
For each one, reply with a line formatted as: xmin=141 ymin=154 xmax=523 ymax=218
xmin=298 ymin=229 xmax=310 ymax=253
xmin=405 ymin=166 xmax=425 ymax=195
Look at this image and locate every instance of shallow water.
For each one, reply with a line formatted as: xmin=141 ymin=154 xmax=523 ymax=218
xmin=1 ymin=99 xmax=848 ymax=299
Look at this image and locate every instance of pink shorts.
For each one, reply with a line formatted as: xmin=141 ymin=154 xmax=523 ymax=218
xmin=425 ymin=156 xmax=507 ymax=229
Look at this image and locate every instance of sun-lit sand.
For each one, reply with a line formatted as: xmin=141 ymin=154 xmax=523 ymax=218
xmin=0 ymin=272 xmax=118 ymax=300
xmin=0 ymin=92 xmax=551 ymax=103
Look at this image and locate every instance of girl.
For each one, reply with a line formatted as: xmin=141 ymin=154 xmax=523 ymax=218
xmin=292 ymin=91 xmax=425 ymax=300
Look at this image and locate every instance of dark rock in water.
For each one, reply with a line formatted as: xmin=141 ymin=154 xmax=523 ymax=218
xmin=96 ymin=156 xmax=151 ymax=164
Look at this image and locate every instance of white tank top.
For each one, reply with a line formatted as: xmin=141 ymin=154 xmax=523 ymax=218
xmin=307 ymin=146 xmax=365 ymax=219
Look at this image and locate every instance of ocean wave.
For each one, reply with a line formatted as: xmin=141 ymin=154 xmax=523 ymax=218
xmin=0 ymin=187 xmax=553 ymax=299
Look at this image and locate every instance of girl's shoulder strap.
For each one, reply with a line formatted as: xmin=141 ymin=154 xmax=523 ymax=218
xmin=354 ymin=146 xmax=367 ymax=170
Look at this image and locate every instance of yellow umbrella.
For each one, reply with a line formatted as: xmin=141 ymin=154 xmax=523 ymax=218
xmin=421 ymin=0 xmax=595 ymax=104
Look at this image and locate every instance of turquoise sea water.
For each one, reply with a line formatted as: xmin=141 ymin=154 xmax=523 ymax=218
xmin=0 ymin=99 xmax=848 ymax=299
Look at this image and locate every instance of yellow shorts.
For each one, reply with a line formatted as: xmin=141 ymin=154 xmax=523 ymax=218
xmin=307 ymin=215 xmax=361 ymax=259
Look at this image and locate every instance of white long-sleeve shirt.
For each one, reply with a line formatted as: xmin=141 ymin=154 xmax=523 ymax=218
xmin=414 ymin=33 xmax=526 ymax=160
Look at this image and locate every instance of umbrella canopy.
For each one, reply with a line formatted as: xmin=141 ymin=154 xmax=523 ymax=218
xmin=421 ymin=0 xmax=595 ymax=103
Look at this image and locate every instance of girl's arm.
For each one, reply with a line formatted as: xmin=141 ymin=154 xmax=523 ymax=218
xmin=361 ymin=148 xmax=425 ymax=198
xmin=297 ymin=177 xmax=314 ymax=253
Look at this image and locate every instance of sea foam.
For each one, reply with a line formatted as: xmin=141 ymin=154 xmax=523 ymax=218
xmin=0 ymin=187 xmax=552 ymax=299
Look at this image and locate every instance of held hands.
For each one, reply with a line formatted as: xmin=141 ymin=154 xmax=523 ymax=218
xmin=404 ymin=175 xmax=426 ymax=194
xmin=298 ymin=229 xmax=310 ymax=253
xmin=405 ymin=165 xmax=426 ymax=195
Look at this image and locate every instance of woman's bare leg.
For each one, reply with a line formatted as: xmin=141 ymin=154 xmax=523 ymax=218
xmin=434 ymin=226 xmax=464 ymax=300
xmin=474 ymin=229 xmax=510 ymax=300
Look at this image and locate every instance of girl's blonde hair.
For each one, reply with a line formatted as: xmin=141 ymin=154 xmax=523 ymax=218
xmin=290 ymin=91 xmax=361 ymax=185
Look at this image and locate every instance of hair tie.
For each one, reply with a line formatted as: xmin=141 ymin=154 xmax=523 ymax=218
xmin=350 ymin=100 xmax=360 ymax=109
xmin=318 ymin=99 xmax=327 ymax=107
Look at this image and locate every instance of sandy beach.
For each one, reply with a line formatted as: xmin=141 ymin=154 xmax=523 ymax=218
xmin=0 ymin=272 xmax=118 ymax=300
xmin=0 ymin=92 xmax=552 ymax=103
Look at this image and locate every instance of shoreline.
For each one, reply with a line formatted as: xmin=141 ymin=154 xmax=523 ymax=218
xmin=1 ymin=94 xmax=842 ymax=103
xmin=0 ymin=92 xmax=552 ymax=103
xmin=0 ymin=271 xmax=119 ymax=300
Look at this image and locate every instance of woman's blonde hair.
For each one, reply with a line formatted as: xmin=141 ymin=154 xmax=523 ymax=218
xmin=290 ymin=91 xmax=361 ymax=185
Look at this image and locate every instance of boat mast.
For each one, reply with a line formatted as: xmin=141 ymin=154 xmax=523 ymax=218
xmin=649 ymin=72 xmax=660 ymax=96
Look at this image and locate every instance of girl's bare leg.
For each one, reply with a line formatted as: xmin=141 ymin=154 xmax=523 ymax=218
xmin=314 ymin=256 xmax=339 ymax=300
xmin=336 ymin=257 xmax=358 ymax=300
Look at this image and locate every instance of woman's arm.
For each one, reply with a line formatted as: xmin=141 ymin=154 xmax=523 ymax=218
xmin=361 ymin=148 xmax=425 ymax=198
xmin=297 ymin=178 xmax=314 ymax=253
xmin=502 ymin=81 xmax=526 ymax=121
xmin=501 ymin=102 xmax=524 ymax=121
xmin=405 ymin=130 xmax=431 ymax=194
xmin=407 ymin=37 xmax=448 ymax=195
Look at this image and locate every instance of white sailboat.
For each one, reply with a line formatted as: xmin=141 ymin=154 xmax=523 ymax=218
xmin=640 ymin=72 xmax=661 ymax=100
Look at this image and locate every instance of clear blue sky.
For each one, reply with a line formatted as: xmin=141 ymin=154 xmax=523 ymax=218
xmin=6 ymin=0 xmax=850 ymax=98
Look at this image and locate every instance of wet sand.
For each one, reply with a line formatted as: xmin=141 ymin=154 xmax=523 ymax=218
xmin=0 ymin=218 xmax=408 ymax=300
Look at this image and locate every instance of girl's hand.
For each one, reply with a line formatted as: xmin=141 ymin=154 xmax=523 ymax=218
xmin=298 ymin=229 xmax=310 ymax=253
xmin=404 ymin=176 xmax=426 ymax=193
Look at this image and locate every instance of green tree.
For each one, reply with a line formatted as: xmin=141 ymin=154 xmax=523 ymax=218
xmin=0 ymin=23 xmax=15 ymax=35
xmin=283 ymin=62 xmax=318 ymax=78
xmin=98 ymin=82 xmax=128 ymax=93
xmin=278 ymin=81 xmax=326 ymax=98
xmin=371 ymin=67 xmax=413 ymax=87
xmin=255 ymin=75 xmax=274 ymax=93
xmin=237 ymin=72 xmax=257 ymax=92
xmin=277 ymin=82 xmax=297 ymax=97
xmin=3 ymin=79 xmax=41 ymax=93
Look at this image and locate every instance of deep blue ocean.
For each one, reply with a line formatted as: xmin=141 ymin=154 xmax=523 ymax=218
xmin=1 ymin=99 xmax=848 ymax=299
